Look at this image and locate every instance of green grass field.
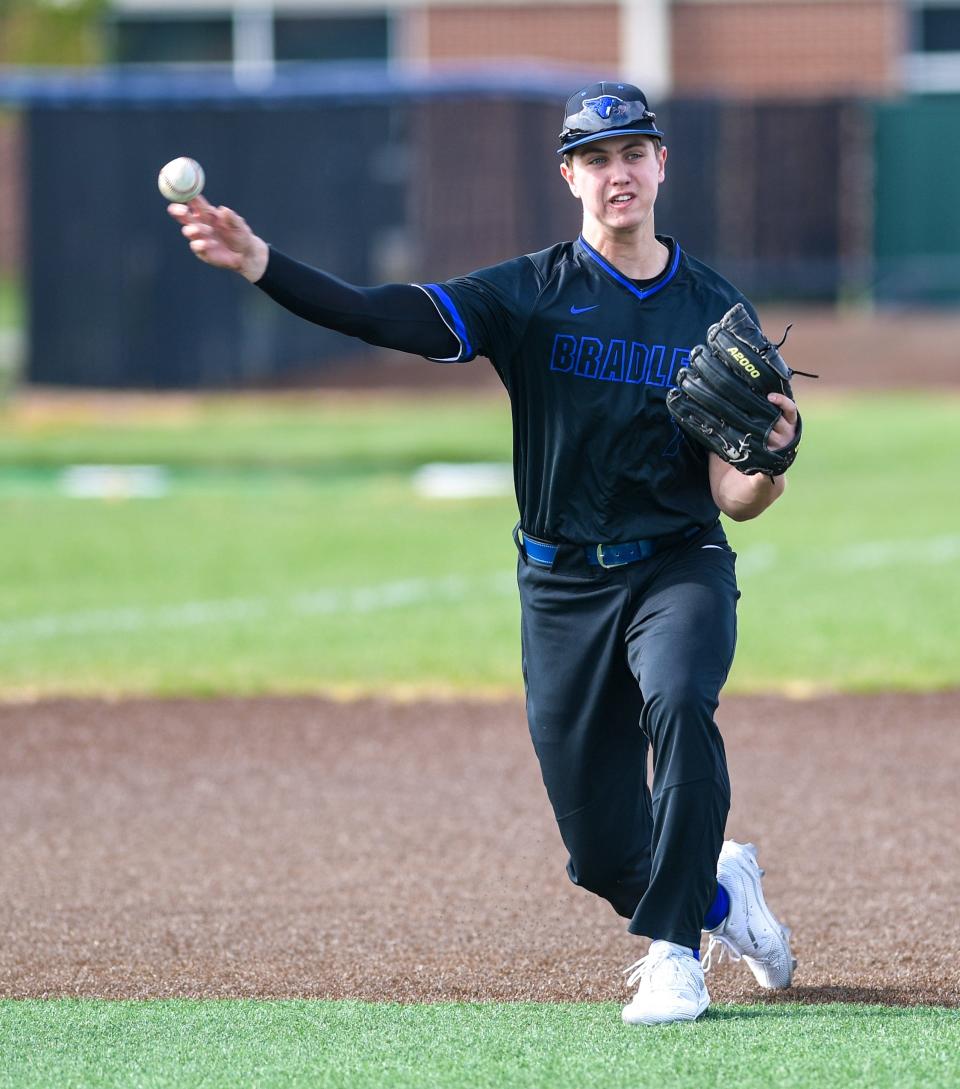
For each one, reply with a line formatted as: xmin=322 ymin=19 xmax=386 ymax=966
xmin=2 ymin=1000 xmax=958 ymax=1089
xmin=0 ymin=275 xmax=23 ymax=332
xmin=2 ymin=389 xmax=958 ymax=1087
xmin=0 ymin=390 xmax=957 ymax=695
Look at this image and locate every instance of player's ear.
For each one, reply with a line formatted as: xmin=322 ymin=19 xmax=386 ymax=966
xmin=560 ymin=156 xmax=579 ymax=198
xmin=658 ymin=144 xmax=667 ymax=183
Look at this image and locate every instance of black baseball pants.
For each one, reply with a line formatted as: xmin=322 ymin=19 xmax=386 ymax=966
xmin=516 ymin=522 xmax=738 ymax=949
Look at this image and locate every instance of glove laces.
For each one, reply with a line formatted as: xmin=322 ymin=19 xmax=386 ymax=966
xmin=772 ymin=322 xmax=820 ymax=379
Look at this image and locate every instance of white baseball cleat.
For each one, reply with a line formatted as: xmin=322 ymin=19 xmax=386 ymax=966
xmin=703 ymin=840 xmax=796 ymax=989
xmin=622 ymin=940 xmax=710 ymax=1026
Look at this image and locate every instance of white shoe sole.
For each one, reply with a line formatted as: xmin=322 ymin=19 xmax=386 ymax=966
xmin=622 ymin=991 xmax=710 ymax=1026
xmin=725 ymin=849 xmax=796 ymax=989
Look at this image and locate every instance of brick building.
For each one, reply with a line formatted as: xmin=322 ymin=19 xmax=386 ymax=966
xmin=4 ymin=0 xmax=954 ymax=277
xmin=106 ymin=0 xmax=960 ymax=97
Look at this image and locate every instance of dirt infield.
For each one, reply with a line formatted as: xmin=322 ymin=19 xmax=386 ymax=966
xmin=0 ymin=692 xmax=956 ymax=1007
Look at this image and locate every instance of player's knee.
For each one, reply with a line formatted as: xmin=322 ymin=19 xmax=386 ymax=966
xmin=643 ymin=679 xmax=716 ymax=735
xmin=642 ymin=683 xmax=727 ymax=779
xmin=566 ymin=856 xmax=647 ymax=916
xmin=563 ymin=832 xmax=651 ymax=909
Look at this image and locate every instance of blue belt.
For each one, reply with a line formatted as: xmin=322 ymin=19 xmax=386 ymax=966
xmin=521 ymin=526 xmax=700 ymax=569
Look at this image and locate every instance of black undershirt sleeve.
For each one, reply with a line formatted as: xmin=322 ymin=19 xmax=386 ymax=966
xmin=254 ymin=247 xmax=460 ymax=360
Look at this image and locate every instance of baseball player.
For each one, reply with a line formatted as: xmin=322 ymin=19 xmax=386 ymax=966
xmin=169 ymin=81 xmax=798 ymax=1025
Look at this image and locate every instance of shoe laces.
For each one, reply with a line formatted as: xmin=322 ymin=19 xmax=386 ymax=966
xmin=703 ymin=923 xmax=793 ymax=975
xmin=701 ymin=932 xmax=741 ymax=974
xmin=624 ymin=944 xmax=700 ymax=991
xmin=624 ymin=953 xmax=654 ymax=990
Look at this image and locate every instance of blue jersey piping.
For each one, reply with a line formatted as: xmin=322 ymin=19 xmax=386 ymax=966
xmin=424 ymin=283 xmax=473 ymax=359
xmin=577 ymin=235 xmax=682 ymax=301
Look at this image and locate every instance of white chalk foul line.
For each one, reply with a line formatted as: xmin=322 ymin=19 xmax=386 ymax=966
xmin=1 ymin=533 xmax=956 ymax=643
xmin=733 ymin=543 xmax=778 ymax=577
xmin=0 ymin=573 xmax=518 ymax=645
xmin=736 ymin=534 xmax=960 ymax=578
xmin=829 ymin=535 xmax=960 ymax=571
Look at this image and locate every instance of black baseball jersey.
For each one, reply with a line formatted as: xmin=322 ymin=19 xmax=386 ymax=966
xmin=418 ymin=235 xmax=757 ymax=544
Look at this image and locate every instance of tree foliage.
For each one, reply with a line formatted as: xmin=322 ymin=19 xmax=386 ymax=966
xmin=0 ymin=0 xmax=108 ymax=66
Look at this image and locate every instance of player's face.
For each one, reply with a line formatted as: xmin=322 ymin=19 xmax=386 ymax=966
xmin=560 ymin=136 xmax=667 ymax=237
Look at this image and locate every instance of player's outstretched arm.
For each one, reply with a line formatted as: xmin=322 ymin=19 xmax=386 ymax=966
xmin=168 ymin=196 xmax=269 ymax=282
xmin=708 ymin=393 xmax=797 ymax=520
xmin=166 ymin=197 xmax=458 ymax=359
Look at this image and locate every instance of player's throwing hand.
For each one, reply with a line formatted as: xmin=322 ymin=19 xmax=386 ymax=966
xmin=167 ymin=196 xmax=269 ymax=282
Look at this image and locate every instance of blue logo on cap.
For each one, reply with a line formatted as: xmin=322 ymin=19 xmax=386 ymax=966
xmin=582 ymin=95 xmax=626 ymax=121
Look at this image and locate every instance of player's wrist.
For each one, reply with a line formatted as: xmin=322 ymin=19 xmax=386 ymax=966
xmin=240 ymin=238 xmax=270 ymax=283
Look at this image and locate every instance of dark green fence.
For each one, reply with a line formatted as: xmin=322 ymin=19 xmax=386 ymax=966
xmin=874 ymin=94 xmax=960 ymax=303
xmin=4 ymin=66 xmax=956 ymax=387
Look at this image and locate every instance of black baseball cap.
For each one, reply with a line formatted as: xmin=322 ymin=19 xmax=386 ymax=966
xmin=557 ymin=81 xmax=665 ymax=155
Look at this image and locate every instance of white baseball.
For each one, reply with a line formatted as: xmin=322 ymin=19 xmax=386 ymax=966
xmin=158 ymin=157 xmax=205 ymax=203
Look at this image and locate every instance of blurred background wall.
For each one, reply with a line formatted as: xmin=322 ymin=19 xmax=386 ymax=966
xmin=1 ymin=0 xmax=959 ymax=386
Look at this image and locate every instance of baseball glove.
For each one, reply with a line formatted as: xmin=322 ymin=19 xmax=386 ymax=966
xmin=666 ymin=303 xmax=806 ymax=477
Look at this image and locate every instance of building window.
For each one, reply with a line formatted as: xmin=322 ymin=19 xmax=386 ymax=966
xmin=906 ymin=3 xmax=960 ymax=91
xmin=917 ymin=4 xmax=960 ymax=50
xmin=109 ymin=12 xmax=388 ymax=66
xmin=274 ymin=15 xmax=388 ymax=63
xmin=111 ymin=16 xmax=233 ymax=64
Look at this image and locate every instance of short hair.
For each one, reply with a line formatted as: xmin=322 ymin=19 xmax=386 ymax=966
xmin=562 ymin=135 xmax=663 ymax=168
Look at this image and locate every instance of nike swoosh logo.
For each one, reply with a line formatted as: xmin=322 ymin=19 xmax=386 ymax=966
xmin=569 ymin=304 xmax=599 ymax=315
